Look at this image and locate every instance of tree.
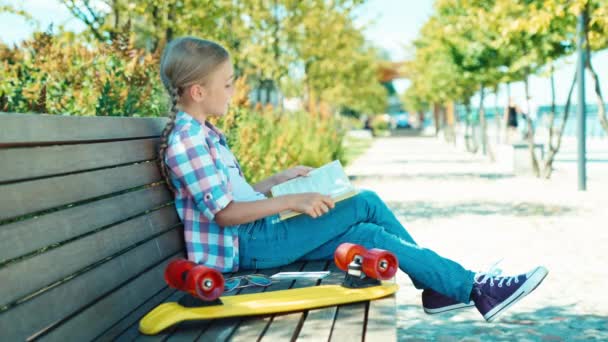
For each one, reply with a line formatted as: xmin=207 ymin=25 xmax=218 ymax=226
xmin=58 ymin=0 xmax=387 ymax=116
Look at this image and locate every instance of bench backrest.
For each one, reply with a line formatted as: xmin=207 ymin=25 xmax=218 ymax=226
xmin=0 ymin=113 xmax=184 ymax=340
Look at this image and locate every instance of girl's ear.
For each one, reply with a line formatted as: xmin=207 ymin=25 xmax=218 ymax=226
xmin=189 ymin=84 xmax=207 ymax=103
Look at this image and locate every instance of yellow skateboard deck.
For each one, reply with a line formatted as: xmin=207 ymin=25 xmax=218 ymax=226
xmin=139 ymin=283 xmax=398 ymax=335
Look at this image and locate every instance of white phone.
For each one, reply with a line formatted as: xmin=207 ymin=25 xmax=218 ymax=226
xmin=269 ymin=271 xmax=330 ymax=280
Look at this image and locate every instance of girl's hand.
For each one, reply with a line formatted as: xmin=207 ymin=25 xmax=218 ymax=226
xmin=275 ymin=165 xmax=314 ymax=184
xmin=287 ymin=193 xmax=335 ymax=219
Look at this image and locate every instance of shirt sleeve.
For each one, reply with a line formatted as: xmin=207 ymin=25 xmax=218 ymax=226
xmin=166 ymin=130 xmax=233 ymax=221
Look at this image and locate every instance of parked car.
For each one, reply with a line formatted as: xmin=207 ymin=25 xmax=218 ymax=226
xmin=390 ymin=112 xmax=411 ymax=128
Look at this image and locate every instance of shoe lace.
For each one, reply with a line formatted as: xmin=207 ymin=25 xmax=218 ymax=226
xmin=473 ymin=260 xmax=519 ymax=288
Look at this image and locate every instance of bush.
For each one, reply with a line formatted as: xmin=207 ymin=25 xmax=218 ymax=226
xmin=213 ymin=104 xmax=346 ymax=184
xmin=371 ymin=115 xmax=390 ymax=135
xmin=1 ymin=31 xmax=347 ymax=183
xmin=0 ymin=31 xmax=166 ymax=116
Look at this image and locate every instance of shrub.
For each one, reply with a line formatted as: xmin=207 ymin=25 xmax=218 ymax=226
xmin=1 ymin=31 xmax=347 ymax=183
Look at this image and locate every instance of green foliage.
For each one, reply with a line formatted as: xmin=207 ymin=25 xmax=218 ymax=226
xmin=0 ymin=30 xmax=166 ymax=116
xmin=53 ymin=0 xmax=387 ymax=117
xmin=0 ymin=30 xmax=348 ymax=183
xmin=212 ymin=105 xmax=346 ymax=184
xmin=370 ymin=115 xmax=389 ymax=135
xmin=1 ymin=1 xmax=380 ymax=182
xmin=403 ymin=0 xmax=606 ymax=109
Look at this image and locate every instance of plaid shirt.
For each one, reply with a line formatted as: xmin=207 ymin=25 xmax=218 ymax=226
xmin=165 ymin=111 xmax=242 ymax=272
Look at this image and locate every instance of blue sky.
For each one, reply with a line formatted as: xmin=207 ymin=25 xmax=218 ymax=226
xmin=1 ymin=0 xmax=607 ymax=107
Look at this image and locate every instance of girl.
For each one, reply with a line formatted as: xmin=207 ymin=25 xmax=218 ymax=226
xmin=158 ymin=36 xmax=548 ymax=322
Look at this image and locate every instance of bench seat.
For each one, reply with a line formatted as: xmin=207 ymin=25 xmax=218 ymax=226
xmin=0 ymin=113 xmax=396 ymax=341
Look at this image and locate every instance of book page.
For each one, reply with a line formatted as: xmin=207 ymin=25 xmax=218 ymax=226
xmin=271 ymin=160 xmax=354 ymax=198
xmin=270 ymin=160 xmax=358 ymax=220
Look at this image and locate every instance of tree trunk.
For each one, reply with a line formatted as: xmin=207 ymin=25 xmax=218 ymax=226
xmin=585 ymin=54 xmax=608 ymax=134
xmin=61 ymin=0 xmax=105 ymax=41
xmin=113 ymin=0 xmax=120 ymax=31
xmin=464 ymin=102 xmax=478 ymax=153
xmin=547 ymin=65 xmax=557 ymax=147
xmin=542 ymin=70 xmax=577 ymax=178
xmin=446 ymin=101 xmax=456 ymax=144
xmin=433 ymin=103 xmax=440 ymax=136
xmin=479 ymin=84 xmax=487 ymax=155
xmin=494 ymin=86 xmax=500 ymax=145
xmin=479 ymin=85 xmax=495 ymax=161
xmin=166 ymin=3 xmax=176 ymax=44
xmin=524 ymin=74 xmax=540 ymax=177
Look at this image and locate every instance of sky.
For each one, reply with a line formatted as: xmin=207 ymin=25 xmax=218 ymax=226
xmin=1 ymin=0 xmax=607 ymax=108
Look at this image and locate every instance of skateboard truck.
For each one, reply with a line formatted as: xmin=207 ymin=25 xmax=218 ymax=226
xmin=179 ymin=294 xmax=224 ymax=308
xmin=342 ymin=255 xmax=381 ymax=289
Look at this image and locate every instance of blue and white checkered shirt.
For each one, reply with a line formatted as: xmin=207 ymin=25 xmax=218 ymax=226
xmin=165 ymin=111 xmax=242 ymax=272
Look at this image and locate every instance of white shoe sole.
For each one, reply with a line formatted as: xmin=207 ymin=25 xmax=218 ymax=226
xmin=483 ymin=266 xmax=549 ymax=322
xmin=424 ymin=301 xmax=475 ymax=315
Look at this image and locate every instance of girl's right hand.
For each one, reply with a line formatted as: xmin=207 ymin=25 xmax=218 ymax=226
xmin=287 ymin=193 xmax=335 ymax=218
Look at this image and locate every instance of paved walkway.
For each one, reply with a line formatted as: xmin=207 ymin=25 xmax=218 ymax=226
xmin=345 ymin=135 xmax=608 ymax=341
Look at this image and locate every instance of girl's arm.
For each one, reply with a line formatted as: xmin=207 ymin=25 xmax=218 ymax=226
xmin=252 ymin=174 xmax=280 ymax=196
xmin=252 ymin=165 xmax=314 ymax=195
xmin=214 ymin=193 xmax=334 ymax=227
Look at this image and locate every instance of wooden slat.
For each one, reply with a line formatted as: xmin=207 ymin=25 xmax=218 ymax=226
xmin=94 ymin=286 xmax=177 ymax=342
xmin=0 ymin=161 xmax=161 ymax=221
xmin=0 ymin=228 xmax=183 ymax=341
xmin=0 ymin=184 xmax=172 ymax=263
xmin=134 ymin=271 xmax=243 ymax=342
xmin=0 ymin=138 xmax=159 ymax=183
xmin=330 ymin=302 xmax=366 ymax=341
xmin=40 ymin=251 xmax=185 ymax=341
xmin=296 ymin=263 xmax=345 ymax=341
xmin=229 ymin=262 xmax=306 ymax=342
xmin=119 ymin=269 xmax=246 ymax=342
xmin=158 ymin=273 xmax=243 ymax=341
xmin=365 ymin=288 xmax=397 ymax=341
xmin=112 ymin=290 xmax=185 ymax=342
xmin=260 ymin=260 xmax=328 ymax=341
xmin=0 ymin=206 xmax=179 ymax=307
xmin=124 ymin=268 xmax=261 ymax=342
xmin=197 ymin=266 xmax=283 ymax=341
xmin=0 ymin=113 xmax=167 ymax=145
xmin=328 ymin=260 xmax=368 ymax=341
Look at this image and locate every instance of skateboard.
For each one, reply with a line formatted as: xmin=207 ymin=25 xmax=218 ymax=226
xmin=139 ymin=243 xmax=399 ymax=335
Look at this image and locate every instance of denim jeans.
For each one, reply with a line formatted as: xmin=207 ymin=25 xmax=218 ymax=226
xmin=236 ymin=189 xmax=475 ymax=303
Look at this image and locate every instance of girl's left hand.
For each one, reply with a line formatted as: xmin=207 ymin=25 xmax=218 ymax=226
xmin=276 ymin=165 xmax=314 ymax=184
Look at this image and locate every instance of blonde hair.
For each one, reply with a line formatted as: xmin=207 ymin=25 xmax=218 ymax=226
xmin=158 ymin=37 xmax=230 ymax=192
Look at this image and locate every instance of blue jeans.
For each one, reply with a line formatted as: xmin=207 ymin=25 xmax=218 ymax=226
xmin=236 ymin=189 xmax=475 ymax=303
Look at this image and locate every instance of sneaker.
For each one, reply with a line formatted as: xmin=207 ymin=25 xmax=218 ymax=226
xmin=422 ymin=288 xmax=475 ymax=314
xmin=472 ymin=265 xmax=549 ymax=322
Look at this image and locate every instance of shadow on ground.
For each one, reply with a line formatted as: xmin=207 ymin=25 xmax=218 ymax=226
xmin=387 ymin=201 xmax=575 ymax=222
xmin=350 ymin=173 xmax=514 ymax=181
xmin=397 ymin=304 xmax=608 ymax=341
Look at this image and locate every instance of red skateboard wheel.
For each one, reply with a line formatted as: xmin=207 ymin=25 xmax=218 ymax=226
xmin=334 ymin=243 xmax=367 ymax=271
xmin=187 ymin=265 xmax=225 ymax=301
xmin=362 ymin=249 xmax=398 ymax=280
xmin=164 ymin=258 xmax=196 ymax=290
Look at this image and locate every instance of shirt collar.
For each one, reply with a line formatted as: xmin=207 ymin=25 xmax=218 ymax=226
xmin=176 ymin=111 xmax=227 ymax=145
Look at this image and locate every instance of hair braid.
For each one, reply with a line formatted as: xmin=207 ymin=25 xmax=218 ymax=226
xmin=157 ymin=36 xmax=230 ymax=195
xmin=158 ymin=86 xmax=180 ymax=193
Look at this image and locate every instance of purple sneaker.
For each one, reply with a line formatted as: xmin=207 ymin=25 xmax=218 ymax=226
xmin=472 ymin=265 xmax=549 ymax=322
xmin=422 ymin=288 xmax=475 ymax=314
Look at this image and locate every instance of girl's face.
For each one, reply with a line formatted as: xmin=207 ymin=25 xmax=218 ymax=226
xmin=201 ymin=60 xmax=235 ymax=116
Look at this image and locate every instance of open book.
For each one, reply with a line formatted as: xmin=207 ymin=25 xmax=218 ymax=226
xmin=270 ymin=160 xmax=359 ymax=221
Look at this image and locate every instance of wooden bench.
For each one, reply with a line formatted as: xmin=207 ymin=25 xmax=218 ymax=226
xmin=0 ymin=113 xmax=397 ymax=341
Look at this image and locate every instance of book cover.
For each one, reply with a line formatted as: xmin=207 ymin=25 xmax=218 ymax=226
xmin=270 ymin=160 xmax=359 ymax=220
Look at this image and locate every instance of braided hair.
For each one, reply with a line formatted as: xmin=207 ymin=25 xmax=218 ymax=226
xmin=158 ymin=37 xmax=230 ymax=193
